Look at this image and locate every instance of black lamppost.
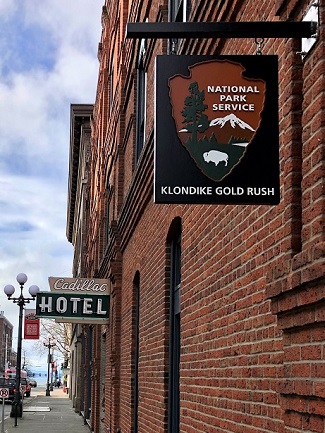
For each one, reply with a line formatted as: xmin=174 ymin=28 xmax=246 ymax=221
xmin=43 ymin=336 xmax=56 ymax=396
xmin=3 ymin=273 xmax=39 ymax=426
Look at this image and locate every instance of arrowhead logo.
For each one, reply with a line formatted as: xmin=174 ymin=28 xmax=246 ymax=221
xmin=168 ymin=60 xmax=266 ymax=181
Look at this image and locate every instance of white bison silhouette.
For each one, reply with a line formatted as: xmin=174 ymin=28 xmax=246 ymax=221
xmin=203 ymin=150 xmax=228 ymax=167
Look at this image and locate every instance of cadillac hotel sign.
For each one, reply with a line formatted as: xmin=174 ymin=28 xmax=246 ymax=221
xmin=36 ymin=277 xmax=110 ymax=324
xmin=154 ymin=55 xmax=280 ymax=204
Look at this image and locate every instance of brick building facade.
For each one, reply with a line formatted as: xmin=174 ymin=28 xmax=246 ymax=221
xmin=0 ymin=312 xmax=14 ymax=372
xmin=67 ymin=1 xmax=325 ymax=432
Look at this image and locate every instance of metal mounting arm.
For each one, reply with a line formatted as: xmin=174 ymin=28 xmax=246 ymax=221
xmin=126 ymin=21 xmax=317 ymax=40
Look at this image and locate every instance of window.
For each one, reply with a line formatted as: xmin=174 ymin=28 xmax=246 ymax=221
xmin=85 ymin=326 xmax=93 ymax=422
xmin=132 ymin=272 xmax=140 ymax=433
xmin=167 ymin=219 xmax=182 ymax=433
xmin=171 ymin=0 xmax=190 ymax=22
xmin=109 ymin=53 xmax=115 ymax=111
xmin=100 ymin=333 xmax=106 ymax=426
xmin=105 ymin=181 xmax=112 ymax=245
xmin=135 ymin=39 xmax=147 ymax=162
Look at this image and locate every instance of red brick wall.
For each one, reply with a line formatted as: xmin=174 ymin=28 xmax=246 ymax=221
xmin=83 ymin=0 xmax=325 ymax=432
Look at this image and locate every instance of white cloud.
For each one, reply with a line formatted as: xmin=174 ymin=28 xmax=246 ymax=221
xmin=23 ymin=0 xmax=102 ymax=50
xmin=0 ymin=173 xmax=74 ymax=296
xmin=0 ymin=0 xmax=102 ymax=364
xmin=0 ymin=0 xmax=16 ymax=16
xmin=0 ymin=174 xmax=75 ymax=366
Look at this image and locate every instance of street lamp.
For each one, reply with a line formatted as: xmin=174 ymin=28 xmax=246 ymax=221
xmin=3 ymin=273 xmax=39 ymax=425
xmin=43 ymin=336 xmax=56 ymax=396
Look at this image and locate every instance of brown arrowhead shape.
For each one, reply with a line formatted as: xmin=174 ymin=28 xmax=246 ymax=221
xmin=168 ymin=59 xmax=266 ymax=181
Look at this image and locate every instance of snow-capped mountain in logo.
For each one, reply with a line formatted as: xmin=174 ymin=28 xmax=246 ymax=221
xmin=210 ymin=113 xmax=255 ymax=131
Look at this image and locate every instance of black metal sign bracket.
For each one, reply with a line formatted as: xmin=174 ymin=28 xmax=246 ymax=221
xmin=126 ymin=21 xmax=317 ymax=40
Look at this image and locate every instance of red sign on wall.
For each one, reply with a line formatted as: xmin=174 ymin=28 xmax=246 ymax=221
xmin=24 ymin=309 xmax=40 ymax=340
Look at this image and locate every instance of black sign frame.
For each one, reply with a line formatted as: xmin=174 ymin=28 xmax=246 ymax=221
xmin=154 ymin=55 xmax=280 ymax=205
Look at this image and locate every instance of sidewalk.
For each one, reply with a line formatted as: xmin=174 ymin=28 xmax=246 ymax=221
xmin=3 ymin=386 xmax=89 ymax=433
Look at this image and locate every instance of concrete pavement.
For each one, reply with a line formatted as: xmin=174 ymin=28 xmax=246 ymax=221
xmin=2 ymin=386 xmax=89 ymax=433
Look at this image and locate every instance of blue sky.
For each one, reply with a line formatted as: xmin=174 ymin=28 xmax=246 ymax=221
xmin=0 ymin=14 xmax=56 ymax=76
xmin=0 ymin=0 xmax=102 ymax=366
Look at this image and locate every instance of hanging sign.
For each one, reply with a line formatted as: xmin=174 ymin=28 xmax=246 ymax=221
xmin=24 ymin=309 xmax=40 ymax=340
xmin=154 ymin=55 xmax=280 ymax=204
xmin=48 ymin=277 xmax=110 ymax=295
xmin=36 ymin=292 xmax=110 ymax=324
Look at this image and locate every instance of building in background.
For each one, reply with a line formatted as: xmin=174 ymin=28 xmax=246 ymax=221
xmin=67 ymin=1 xmax=325 ymax=433
xmin=67 ymin=104 xmax=106 ymax=427
xmin=0 ymin=311 xmax=14 ymax=372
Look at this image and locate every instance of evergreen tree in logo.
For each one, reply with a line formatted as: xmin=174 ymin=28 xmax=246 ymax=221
xmin=181 ymin=81 xmax=209 ymax=144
